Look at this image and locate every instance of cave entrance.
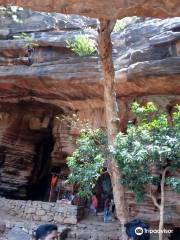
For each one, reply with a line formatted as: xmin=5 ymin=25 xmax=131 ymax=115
xmin=94 ymin=172 xmax=113 ymax=211
xmin=27 ymin=133 xmax=54 ymax=201
xmin=48 ymin=164 xmax=72 ymax=202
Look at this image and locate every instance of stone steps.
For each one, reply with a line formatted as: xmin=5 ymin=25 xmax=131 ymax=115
xmin=65 ymin=217 xmax=121 ymax=240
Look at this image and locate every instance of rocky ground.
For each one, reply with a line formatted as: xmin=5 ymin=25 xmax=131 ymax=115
xmin=65 ymin=215 xmax=121 ymax=240
xmin=0 ymin=208 xmax=164 ymax=240
xmin=0 ymin=210 xmax=122 ymax=240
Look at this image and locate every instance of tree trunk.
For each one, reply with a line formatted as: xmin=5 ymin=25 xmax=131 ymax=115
xmin=159 ymin=167 xmax=169 ymax=240
xmin=98 ymin=19 xmax=128 ymax=240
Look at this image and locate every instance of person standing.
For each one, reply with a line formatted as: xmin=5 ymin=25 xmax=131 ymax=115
xmin=104 ymin=197 xmax=110 ymax=223
xmin=90 ymin=194 xmax=98 ymax=215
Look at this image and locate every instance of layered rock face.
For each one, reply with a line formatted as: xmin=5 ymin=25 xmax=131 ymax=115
xmin=0 ymin=0 xmax=180 ymax=19
xmin=0 ymin=102 xmax=61 ymax=199
xmin=0 ymin=12 xmax=180 ymax=101
xmin=0 ymin=10 xmax=180 ymax=224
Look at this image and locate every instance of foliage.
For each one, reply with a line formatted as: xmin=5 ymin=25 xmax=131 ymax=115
xmin=113 ymin=16 xmax=140 ymax=32
xmin=59 ymin=113 xmax=90 ymax=130
xmin=66 ymin=34 xmax=97 ymax=56
xmin=13 ymin=32 xmax=37 ymax=48
xmin=67 ymin=128 xmax=107 ymax=198
xmin=0 ymin=5 xmax=23 ymax=23
xmin=66 ymin=102 xmax=180 ymax=201
xmin=113 ymin=102 xmax=180 ymax=202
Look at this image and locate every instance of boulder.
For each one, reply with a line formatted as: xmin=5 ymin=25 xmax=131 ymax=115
xmin=6 ymin=227 xmax=30 ymax=240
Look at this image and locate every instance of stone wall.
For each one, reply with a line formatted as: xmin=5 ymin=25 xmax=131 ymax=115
xmin=0 ymin=197 xmax=84 ymax=225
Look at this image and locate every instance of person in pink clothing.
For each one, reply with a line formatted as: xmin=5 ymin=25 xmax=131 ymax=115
xmin=90 ymin=194 xmax=98 ymax=215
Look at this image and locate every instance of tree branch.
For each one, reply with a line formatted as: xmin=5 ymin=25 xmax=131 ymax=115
xmin=149 ymin=192 xmax=160 ymax=210
xmin=160 ymin=166 xmax=169 ymax=206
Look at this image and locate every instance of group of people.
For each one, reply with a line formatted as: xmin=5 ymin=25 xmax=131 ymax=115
xmin=90 ymin=194 xmax=115 ymax=223
xmin=62 ymin=191 xmax=75 ymax=202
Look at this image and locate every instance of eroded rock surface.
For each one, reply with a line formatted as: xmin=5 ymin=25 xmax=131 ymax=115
xmin=0 ymin=12 xmax=179 ymax=106
xmin=0 ymin=11 xmax=179 ymax=226
xmin=0 ymin=0 xmax=180 ymax=19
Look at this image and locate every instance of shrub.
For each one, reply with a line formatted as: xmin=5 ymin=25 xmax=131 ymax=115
xmin=113 ymin=16 xmax=139 ymax=32
xmin=66 ymin=34 xmax=97 ymax=56
xmin=13 ymin=32 xmax=38 ymax=49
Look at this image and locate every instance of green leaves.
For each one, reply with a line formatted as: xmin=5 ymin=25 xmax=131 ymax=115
xmin=166 ymin=177 xmax=180 ymax=193
xmin=66 ymin=102 xmax=180 ymax=201
xmin=67 ymin=129 xmax=106 ymax=198
xmin=172 ymin=105 xmax=180 ymax=132
xmin=114 ymin=102 xmax=180 ymax=202
xmin=131 ymin=102 xmax=157 ymax=116
xmin=113 ymin=17 xmax=140 ymax=32
xmin=66 ymin=35 xmax=97 ymax=57
xmin=13 ymin=32 xmax=38 ymax=48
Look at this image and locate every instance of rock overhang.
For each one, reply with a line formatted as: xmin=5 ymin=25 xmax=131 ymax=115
xmin=0 ymin=9 xmax=180 ymax=109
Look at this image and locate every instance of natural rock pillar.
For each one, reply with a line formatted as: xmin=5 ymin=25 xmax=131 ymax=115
xmin=98 ymin=19 xmax=128 ymax=239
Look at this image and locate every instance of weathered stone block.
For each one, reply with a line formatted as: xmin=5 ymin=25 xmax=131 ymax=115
xmin=25 ymin=207 xmax=36 ymax=214
xmin=42 ymin=203 xmax=52 ymax=211
xmin=32 ymin=214 xmax=41 ymax=221
xmin=6 ymin=227 xmax=31 ymax=240
xmin=40 ymin=214 xmax=54 ymax=222
xmin=54 ymin=215 xmax=64 ymax=223
xmin=36 ymin=209 xmax=46 ymax=216
xmin=54 ymin=206 xmax=66 ymax=213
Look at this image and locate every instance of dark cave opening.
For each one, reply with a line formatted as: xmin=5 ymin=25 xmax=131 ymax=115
xmin=94 ymin=172 xmax=113 ymax=211
xmin=27 ymin=133 xmax=55 ymax=201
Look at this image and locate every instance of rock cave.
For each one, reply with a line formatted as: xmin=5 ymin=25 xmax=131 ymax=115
xmin=0 ymin=1 xmax=179 ymax=240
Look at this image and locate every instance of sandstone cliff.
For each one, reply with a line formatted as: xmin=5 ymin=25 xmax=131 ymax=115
xmin=0 ymin=0 xmax=180 ymax=19
xmin=0 ymin=10 xmax=179 ymax=225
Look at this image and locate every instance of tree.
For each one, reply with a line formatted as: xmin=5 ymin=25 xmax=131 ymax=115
xmin=98 ymin=20 xmax=128 ymax=239
xmin=114 ymin=102 xmax=180 ymax=240
xmin=67 ymin=19 xmax=129 ymax=239
xmin=67 ymin=128 xmax=106 ymax=198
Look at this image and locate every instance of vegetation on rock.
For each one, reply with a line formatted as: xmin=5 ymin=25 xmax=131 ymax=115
xmin=66 ymin=34 xmax=97 ymax=56
xmin=13 ymin=32 xmax=36 ymax=48
xmin=113 ymin=16 xmax=140 ymax=32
